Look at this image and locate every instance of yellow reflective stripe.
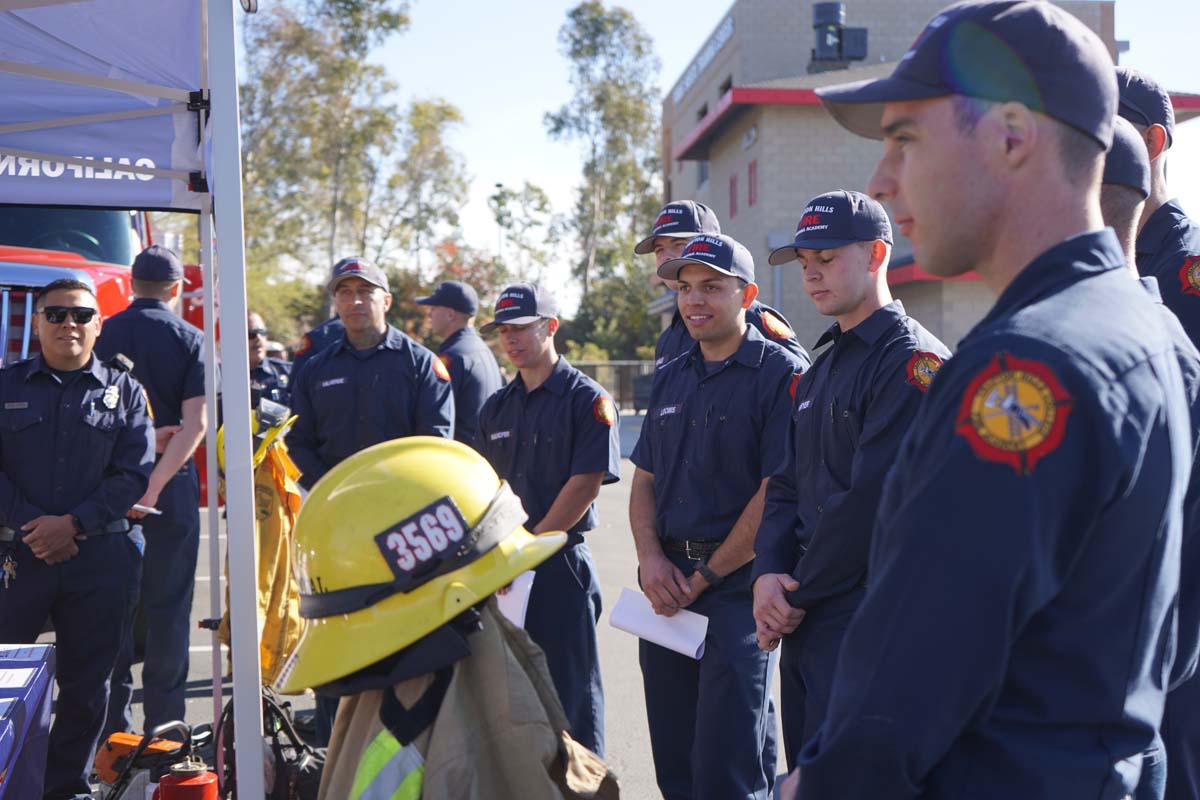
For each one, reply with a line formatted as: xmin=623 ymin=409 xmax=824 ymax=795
xmin=350 ymin=728 xmax=425 ymax=800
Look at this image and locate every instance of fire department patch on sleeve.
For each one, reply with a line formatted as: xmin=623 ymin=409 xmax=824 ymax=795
xmin=760 ymin=310 xmax=794 ymax=340
xmin=905 ymin=351 xmax=943 ymax=392
xmin=1178 ymin=255 xmax=1200 ymax=298
xmin=593 ymin=396 xmax=616 ymax=426
xmin=433 ymin=355 xmax=451 ymax=382
xmin=295 ymin=334 xmax=312 ymax=355
xmin=955 ymin=353 xmax=1073 ymax=475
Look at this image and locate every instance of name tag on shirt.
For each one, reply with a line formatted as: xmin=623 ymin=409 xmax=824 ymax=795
xmin=3 ymin=402 xmax=27 ymax=410
xmin=319 ymin=377 xmax=347 ymax=388
xmin=654 ymin=404 xmax=681 ymax=419
xmin=490 ymin=430 xmax=511 ymax=441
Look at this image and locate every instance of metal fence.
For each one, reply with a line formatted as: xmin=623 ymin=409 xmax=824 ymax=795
xmin=574 ymin=360 xmax=655 ymax=412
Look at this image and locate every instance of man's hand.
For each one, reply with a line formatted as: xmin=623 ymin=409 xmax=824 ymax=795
xmin=127 ymin=487 xmax=162 ymax=520
xmin=753 ymin=573 xmax=806 ymax=650
xmin=685 ymin=570 xmax=711 ymax=606
xmin=21 ymin=515 xmax=80 ymax=564
xmin=154 ymin=425 xmax=181 ymax=455
xmin=638 ymin=552 xmax=694 ymax=617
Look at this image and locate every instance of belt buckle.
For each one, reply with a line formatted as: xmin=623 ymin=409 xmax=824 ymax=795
xmin=684 ymin=540 xmax=696 ymax=561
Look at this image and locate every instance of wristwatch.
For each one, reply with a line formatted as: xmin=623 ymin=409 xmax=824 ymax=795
xmin=696 ymin=560 xmax=724 ymax=588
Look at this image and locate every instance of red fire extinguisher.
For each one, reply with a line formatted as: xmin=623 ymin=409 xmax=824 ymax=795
xmin=153 ymin=757 xmax=219 ymax=800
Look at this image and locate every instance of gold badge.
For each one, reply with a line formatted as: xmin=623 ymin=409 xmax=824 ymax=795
xmin=102 ymin=385 xmax=120 ymax=410
xmin=955 ymin=353 xmax=1073 ymax=474
xmin=906 ymin=351 xmax=943 ymax=392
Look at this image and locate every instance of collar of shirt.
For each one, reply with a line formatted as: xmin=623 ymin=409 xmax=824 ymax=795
xmin=813 ymin=300 xmax=908 ymax=350
xmin=130 ymin=297 xmax=172 ymax=312
xmin=1136 ymin=199 xmax=1187 ymax=260
xmin=971 ymin=229 xmax=1125 ymax=336
xmin=439 ymin=327 xmax=477 ymax=351
xmin=683 ymin=324 xmax=769 ymax=376
xmin=25 ymin=353 xmax=105 ymax=386
xmin=1139 ymin=275 xmax=1163 ymax=304
xmin=334 ymin=324 xmax=408 ymax=355
xmin=512 ymin=354 xmax=573 ymax=397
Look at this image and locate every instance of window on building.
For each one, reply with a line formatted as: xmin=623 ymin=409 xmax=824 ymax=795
xmin=698 ymin=160 xmax=709 ymax=188
xmin=719 ymin=75 xmax=733 ymax=96
xmin=730 ymin=174 xmax=738 ymax=219
xmin=748 ymin=160 xmax=758 ymax=208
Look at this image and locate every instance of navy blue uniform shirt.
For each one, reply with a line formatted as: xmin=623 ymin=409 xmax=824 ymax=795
xmin=1143 ymin=276 xmax=1200 ymax=687
xmin=632 ymin=326 xmax=807 ymax=542
xmin=291 ymin=316 xmax=345 ymax=376
xmin=1137 ymin=199 xmax=1200 ymax=346
xmin=250 ymin=357 xmax=291 ymax=409
xmin=437 ymin=327 xmax=504 ymax=450
xmin=95 ymin=298 xmax=206 ymax=427
xmin=0 ymin=355 xmax=154 ymax=532
xmin=655 ymin=300 xmax=810 ymax=368
xmin=799 ymin=231 xmax=1191 ymax=799
xmin=756 ymin=300 xmax=950 ymax=608
xmin=478 ymin=357 xmax=620 ymax=537
xmin=286 ymin=325 xmax=454 ymax=489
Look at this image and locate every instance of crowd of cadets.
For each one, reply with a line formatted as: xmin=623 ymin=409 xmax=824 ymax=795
xmin=3 ymin=1 xmax=1200 ymax=798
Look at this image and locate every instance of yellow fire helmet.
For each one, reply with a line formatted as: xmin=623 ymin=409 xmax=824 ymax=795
xmin=216 ymin=398 xmax=295 ymax=474
xmin=274 ymin=436 xmax=566 ymax=694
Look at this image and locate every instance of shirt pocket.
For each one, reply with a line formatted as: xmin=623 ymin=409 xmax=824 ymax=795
xmin=696 ymin=403 xmax=756 ymax=476
xmin=648 ymin=401 xmax=688 ymax=473
xmin=80 ymin=409 xmax=124 ymax=466
xmin=0 ymin=408 xmax=46 ymax=454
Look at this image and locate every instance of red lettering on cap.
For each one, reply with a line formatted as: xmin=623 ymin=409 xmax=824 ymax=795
xmin=687 ymin=242 xmax=714 ymax=254
xmin=800 ymin=214 xmax=822 ymax=228
xmin=497 ymin=298 xmax=517 ymax=308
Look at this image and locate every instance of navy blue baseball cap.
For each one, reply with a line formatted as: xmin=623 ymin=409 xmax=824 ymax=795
xmin=658 ymin=234 xmax=756 ymax=284
xmin=769 ymin=190 xmax=893 ymax=266
xmin=816 ymin=0 xmax=1118 ymax=149
xmin=131 ymin=245 xmax=183 ymax=281
xmin=1103 ymin=116 xmax=1151 ymax=200
xmin=480 ymin=282 xmax=560 ymax=334
xmin=1116 ymin=66 xmax=1175 ymax=148
xmin=328 ymin=256 xmax=389 ymax=294
xmin=415 ymin=280 xmax=479 ymax=316
xmin=634 ymin=201 xmax=722 ymax=255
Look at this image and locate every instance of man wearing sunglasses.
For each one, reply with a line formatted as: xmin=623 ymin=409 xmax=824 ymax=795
xmin=96 ymin=244 xmax=210 ymax=740
xmin=248 ymin=311 xmax=291 ymax=408
xmin=0 ymin=278 xmax=154 ymax=799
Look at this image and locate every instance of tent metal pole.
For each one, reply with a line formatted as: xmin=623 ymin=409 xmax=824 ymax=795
xmin=199 ymin=196 xmax=224 ymax=756
xmin=208 ymin=1 xmax=264 ymax=797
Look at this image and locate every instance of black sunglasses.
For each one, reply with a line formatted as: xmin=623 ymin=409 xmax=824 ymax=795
xmin=248 ymin=327 xmax=269 ymax=338
xmin=41 ymin=306 xmax=97 ymax=325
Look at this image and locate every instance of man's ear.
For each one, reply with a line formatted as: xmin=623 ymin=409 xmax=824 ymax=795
xmin=547 ymin=317 xmax=560 ymax=335
xmin=742 ymin=281 xmax=760 ymax=309
xmin=867 ymin=240 xmax=890 ymax=274
xmin=1144 ymin=124 xmax=1169 ymax=162
xmin=995 ymin=102 xmax=1037 ymax=169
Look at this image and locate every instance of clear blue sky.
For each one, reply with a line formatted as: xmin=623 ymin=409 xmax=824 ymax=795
xmin=372 ymin=0 xmax=1200 ymax=308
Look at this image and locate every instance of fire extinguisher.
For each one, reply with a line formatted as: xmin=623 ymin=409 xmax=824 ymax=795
xmin=152 ymin=757 xmax=219 ymax=800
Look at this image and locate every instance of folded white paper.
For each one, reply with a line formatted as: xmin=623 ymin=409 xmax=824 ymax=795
xmin=496 ymin=570 xmax=536 ymax=629
xmin=609 ymin=587 xmax=708 ymax=660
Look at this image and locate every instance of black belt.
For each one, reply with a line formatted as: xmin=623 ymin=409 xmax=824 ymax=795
xmin=0 ymin=518 xmax=131 ymax=543
xmin=661 ymin=538 xmax=722 ymax=560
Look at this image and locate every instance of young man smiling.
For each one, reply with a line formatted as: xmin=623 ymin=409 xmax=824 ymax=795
xmin=477 ymin=282 xmax=621 ymax=757
xmin=753 ymin=190 xmax=948 ymax=770
xmin=629 ymin=234 xmax=805 ymax=800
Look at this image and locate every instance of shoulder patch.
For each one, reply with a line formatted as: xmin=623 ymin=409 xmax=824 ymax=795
xmin=905 ymin=351 xmax=943 ymax=392
xmin=295 ymin=334 xmax=312 ymax=355
xmin=432 ymin=355 xmax=451 ymax=382
xmin=1178 ymin=255 xmax=1200 ymax=298
xmin=760 ymin=310 xmax=794 ymax=340
xmin=955 ymin=353 xmax=1073 ymax=475
xmin=593 ymin=396 xmax=616 ymax=427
